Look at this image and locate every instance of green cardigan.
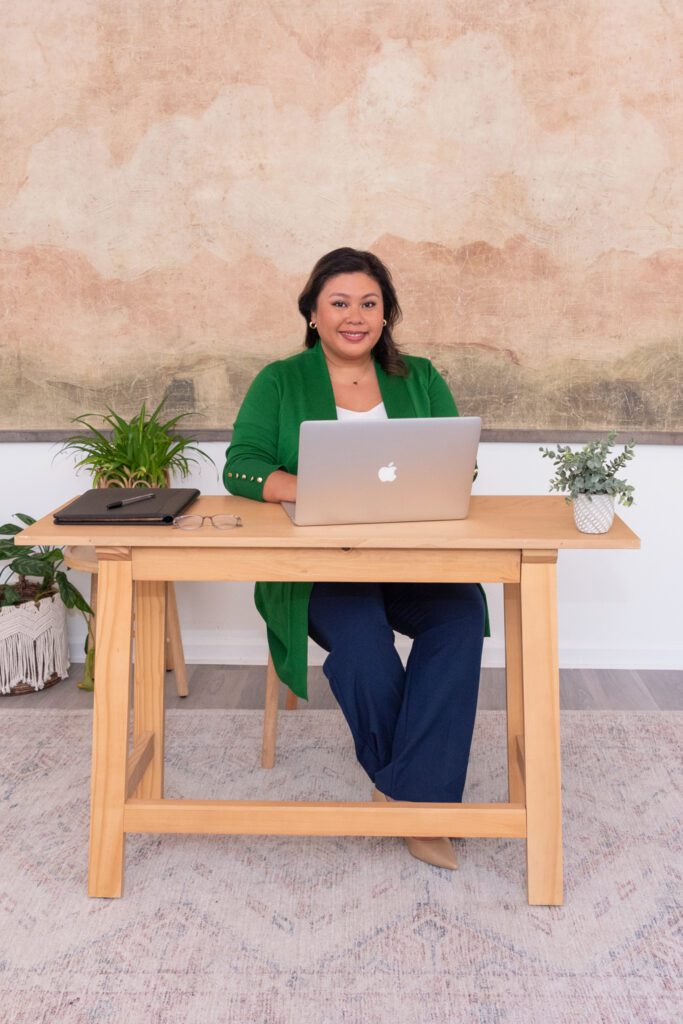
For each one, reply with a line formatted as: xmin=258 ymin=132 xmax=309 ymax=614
xmin=223 ymin=340 xmax=489 ymax=699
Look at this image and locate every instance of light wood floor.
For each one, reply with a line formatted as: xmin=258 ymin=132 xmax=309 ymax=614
xmin=4 ymin=664 xmax=681 ymax=710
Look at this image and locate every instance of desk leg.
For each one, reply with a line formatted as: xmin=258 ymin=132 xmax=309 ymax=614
xmin=504 ymin=583 xmax=525 ymax=804
xmin=133 ymin=581 xmax=166 ymax=799
xmin=520 ymin=551 xmax=563 ymax=906
xmin=88 ymin=555 xmax=133 ymax=898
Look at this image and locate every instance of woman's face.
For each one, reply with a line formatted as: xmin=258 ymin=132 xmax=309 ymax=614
xmin=311 ymin=272 xmax=385 ymax=362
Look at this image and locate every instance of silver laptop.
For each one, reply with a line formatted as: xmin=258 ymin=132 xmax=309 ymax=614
xmin=282 ymin=417 xmax=481 ymax=526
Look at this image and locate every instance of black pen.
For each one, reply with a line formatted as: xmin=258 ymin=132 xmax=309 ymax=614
xmin=106 ymin=492 xmax=156 ymax=510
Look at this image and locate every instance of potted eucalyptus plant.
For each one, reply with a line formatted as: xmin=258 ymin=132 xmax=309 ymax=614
xmin=539 ymin=432 xmax=636 ymax=534
xmin=0 ymin=515 xmax=92 ymax=695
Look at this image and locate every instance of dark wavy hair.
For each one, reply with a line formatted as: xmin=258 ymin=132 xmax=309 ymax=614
xmin=297 ymin=247 xmax=407 ymax=376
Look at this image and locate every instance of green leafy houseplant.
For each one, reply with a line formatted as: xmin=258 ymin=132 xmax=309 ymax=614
xmin=0 ymin=514 xmax=93 ymax=694
xmin=539 ymin=432 xmax=636 ymax=506
xmin=57 ymin=397 xmax=215 ymax=487
xmin=0 ymin=514 xmax=92 ymax=612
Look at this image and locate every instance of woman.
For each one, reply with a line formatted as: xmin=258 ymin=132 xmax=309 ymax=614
xmin=224 ymin=247 xmax=488 ymax=870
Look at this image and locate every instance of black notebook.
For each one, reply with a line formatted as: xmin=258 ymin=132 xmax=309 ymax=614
xmin=53 ymin=488 xmax=200 ymax=525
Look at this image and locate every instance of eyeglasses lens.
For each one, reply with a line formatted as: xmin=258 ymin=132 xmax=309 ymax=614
xmin=174 ymin=515 xmax=203 ymax=530
xmin=212 ymin=515 xmax=241 ymax=529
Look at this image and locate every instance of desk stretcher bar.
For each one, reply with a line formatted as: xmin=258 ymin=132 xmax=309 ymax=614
xmin=123 ymin=799 xmax=527 ymax=838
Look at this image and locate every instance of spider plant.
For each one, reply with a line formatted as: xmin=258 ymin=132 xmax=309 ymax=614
xmin=57 ymin=397 xmax=214 ymax=487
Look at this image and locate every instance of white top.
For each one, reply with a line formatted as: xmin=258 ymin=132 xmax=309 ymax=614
xmin=335 ymin=402 xmax=388 ymax=421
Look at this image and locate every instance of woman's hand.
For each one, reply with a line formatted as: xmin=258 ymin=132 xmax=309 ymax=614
xmin=262 ymin=470 xmax=297 ymax=503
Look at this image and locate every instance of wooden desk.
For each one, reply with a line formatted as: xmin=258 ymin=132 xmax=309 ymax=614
xmin=18 ymin=495 xmax=639 ymax=904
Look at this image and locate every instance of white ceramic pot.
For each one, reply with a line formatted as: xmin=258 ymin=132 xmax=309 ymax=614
xmin=572 ymin=493 xmax=615 ymax=534
xmin=0 ymin=593 xmax=70 ymax=695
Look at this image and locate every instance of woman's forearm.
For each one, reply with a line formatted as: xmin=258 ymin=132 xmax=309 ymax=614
xmin=262 ymin=470 xmax=297 ymax=503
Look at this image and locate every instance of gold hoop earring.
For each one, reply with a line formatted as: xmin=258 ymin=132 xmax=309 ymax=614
xmin=383 ymin=319 xmax=387 ymax=326
xmin=309 ymin=320 xmax=316 ymax=329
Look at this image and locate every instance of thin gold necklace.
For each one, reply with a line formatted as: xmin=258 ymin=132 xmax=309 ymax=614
xmin=326 ymin=356 xmax=374 ymax=386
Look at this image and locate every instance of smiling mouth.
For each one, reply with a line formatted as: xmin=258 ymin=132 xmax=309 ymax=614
xmin=340 ymin=331 xmax=368 ymax=340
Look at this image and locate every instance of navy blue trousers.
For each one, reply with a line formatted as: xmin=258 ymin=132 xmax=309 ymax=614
xmin=308 ymin=582 xmax=485 ymax=802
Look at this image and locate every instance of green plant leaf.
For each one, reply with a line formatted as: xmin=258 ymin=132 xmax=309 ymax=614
xmin=0 ymin=584 xmax=20 ymax=607
xmin=0 ymin=543 xmax=30 ymax=559
xmin=10 ymin=555 xmax=55 ymax=577
xmin=55 ymin=570 xmax=76 ymax=608
xmin=41 ymin=548 xmax=64 ymax=562
xmin=13 ymin=513 xmax=36 ymax=526
xmin=56 ymin=570 xmax=93 ymax=614
xmin=0 ymin=523 xmax=23 ymax=536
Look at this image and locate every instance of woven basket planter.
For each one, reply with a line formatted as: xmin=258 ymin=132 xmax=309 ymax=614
xmin=0 ymin=594 xmax=70 ymax=696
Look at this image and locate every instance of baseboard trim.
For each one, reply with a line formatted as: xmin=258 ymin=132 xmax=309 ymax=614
xmin=67 ymin=628 xmax=683 ymax=672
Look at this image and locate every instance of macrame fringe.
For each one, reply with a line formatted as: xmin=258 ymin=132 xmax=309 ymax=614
xmin=0 ymin=596 xmax=70 ymax=694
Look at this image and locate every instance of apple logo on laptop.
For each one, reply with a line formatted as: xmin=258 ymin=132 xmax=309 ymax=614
xmin=378 ymin=461 xmax=397 ymax=483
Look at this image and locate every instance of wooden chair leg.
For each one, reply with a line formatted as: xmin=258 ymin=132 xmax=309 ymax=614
xmin=165 ymin=615 xmax=174 ymax=671
xmin=89 ymin=572 xmax=98 ymax=633
xmin=262 ymin=652 xmax=280 ymax=768
xmin=165 ymin=582 xmax=188 ymax=697
xmin=87 ymin=572 xmax=98 ymax=659
xmin=285 ymin=689 xmax=299 ymax=711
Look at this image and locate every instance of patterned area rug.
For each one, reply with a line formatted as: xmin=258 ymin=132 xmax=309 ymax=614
xmin=1 ymin=709 xmax=680 ymax=1024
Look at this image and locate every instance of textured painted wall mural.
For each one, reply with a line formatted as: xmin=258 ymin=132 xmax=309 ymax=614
xmin=1 ymin=0 xmax=681 ymax=438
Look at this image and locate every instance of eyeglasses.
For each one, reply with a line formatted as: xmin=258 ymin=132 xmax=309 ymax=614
xmin=172 ymin=514 xmax=243 ymax=530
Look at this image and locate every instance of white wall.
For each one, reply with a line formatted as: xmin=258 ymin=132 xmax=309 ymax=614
xmin=2 ymin=441 xmax=681 ymax=670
